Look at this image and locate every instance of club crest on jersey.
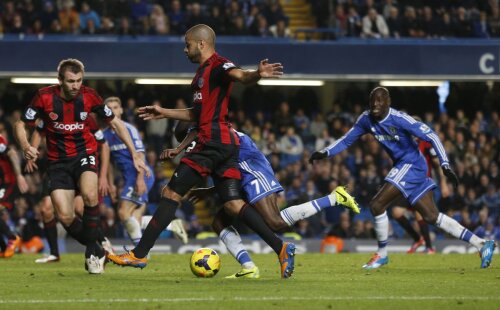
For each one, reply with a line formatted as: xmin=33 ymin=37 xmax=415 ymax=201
xmin=419 ymin=124 xmax=431 ymax=134
xmin=25 ymin=108 xmax=36 ymax=120
xmin=197 ymin=77 xmax=204 ymax=88
xmin=80 ymin=112 xmax=88 ymax=120
xmin=0 ymin=143 xmax=6 ymax=153
xmin=104 ymin=105 xmax=113 ymax=117
xmin=223 ymin=62 xmax=236 ymax=70
xmin=49 ymin=112 xmax=58 ymax=121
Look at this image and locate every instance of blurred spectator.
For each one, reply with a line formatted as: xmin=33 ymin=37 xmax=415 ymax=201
xmin=488 ymin=5 xmax=500 ymax=37
xmin=185 ymin=2 xmax=205 ymax=30
xmin=129 ymin=0 xmax=149 ymax=25
xmin=168 ymin=0 xmax=185 ymax=34
xmin=146 ymin=100 xmax=168 ymax=155
xmin=401 ymin=6 xmax=423 ymax=37
xmin=346 ymin=6 xmax=362 ymax=37
xmin=10 ymin=14 xmax=26 ymax=34
xmin=252 ymin=14 xmax=272 ymax=37
xmin=279 ymin=126 xmax=304 ymax=167
xmin=227 ymin=14 xmax=249 ymax=35
xmin=361 ymin=8 xmax=389 ymax=38
xmin=58 ymin=0 xmax=80 ymax=34
xmin=98 ymin=16 xmax=115 ymax=34
xmin=269 ymin=19 xmax=290 ymax=38
xmin=1 ymin=1 xmax=17 ymax=32
xmin=421 ymin=6 xmax=440 ymax=38
xmin=386 ymin=6 xmax=402 ymax=38
xmin=40 ymin=1 xmax=59 ymax=31
xmin=262 ymin=1 xmax=287 ymax=27
xmin=473 ymin=11 xmax=491 ymax=37
xmin=117 ymin=16 xmax=135 ymax=36
xmin=206 ymin=5 xmax=225 ymax=34
xmin=79 ymin=1 xmax=100 ymax=31
xmin=454 ymin=6 xmax=473 ymax=37
xmin=149 ymin=4 xmax=169 ymax=35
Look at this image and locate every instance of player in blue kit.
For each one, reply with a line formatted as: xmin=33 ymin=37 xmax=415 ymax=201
xmin=310 ymin=87 xmax=496 ymax=269
xmin=103 ymin=97 xmax=187 ymax=247
xmin=164 ymin=122 xmax=360 ymax=278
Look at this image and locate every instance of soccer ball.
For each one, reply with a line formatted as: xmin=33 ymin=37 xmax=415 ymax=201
xmin=190 ymin=248 xmax=221 ymax=278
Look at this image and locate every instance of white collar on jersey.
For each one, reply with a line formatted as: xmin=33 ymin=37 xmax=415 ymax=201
xmin=378 ymin=108 xmax=392 ymax=124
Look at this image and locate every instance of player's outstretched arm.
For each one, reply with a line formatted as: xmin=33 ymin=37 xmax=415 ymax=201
xmin=109 ymin=117 xmax=150 ymax=177
xmin=14 ymin=120 xmax=39 ymax=161
xmin=137 ymin=106 xmax=195 ymax=121
xmin=229 ymin=59 xmax=284 ymax=85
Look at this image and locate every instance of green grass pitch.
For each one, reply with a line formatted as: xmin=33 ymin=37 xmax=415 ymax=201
xmin=0 ymin=253 xmax=498 ymax=309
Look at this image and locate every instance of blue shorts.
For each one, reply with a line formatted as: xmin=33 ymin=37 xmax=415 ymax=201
xmin=385 ymin=162 xmax=436 ymax=206
xmin=239 ymin=158 xmax=283 ymax=204
xmin=120 ymin=169 xmax=155 ymax=206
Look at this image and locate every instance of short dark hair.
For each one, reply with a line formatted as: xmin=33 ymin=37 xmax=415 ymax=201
xmin=57 ymin=58 xmax=85 ymax=80
xmin=370 ymin=86 xmax=389 ymax=99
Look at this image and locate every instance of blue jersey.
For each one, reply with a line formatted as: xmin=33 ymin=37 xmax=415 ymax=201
xmin=322 ymin=108 xmax=449 ymax=205
xmin=323 ymin=108 xmax=449 ymax=168
xmin=236 ymin=131 xmax=283 ymax=204
xmin=103 ymin=121 xmax=145 ymax=172
xmin=103 ymin=121 xmax=154 ymax=205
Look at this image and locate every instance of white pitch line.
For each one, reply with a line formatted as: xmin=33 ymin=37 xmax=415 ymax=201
xmin=1 ymin=296 xmax=499 ymax=304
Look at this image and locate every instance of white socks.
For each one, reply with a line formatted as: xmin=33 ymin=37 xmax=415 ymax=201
xmin=219 ymin=226 xmax=255 ymax=269
xmin=435 ymin=213 xmax=484 ymax=250
xmin=280 ymin=193 xmax=337 ymax=226
xmin=374 ymin=211 xmax=389 ymax=257
xmin=124 ymin=217 xmax=142 ymax=245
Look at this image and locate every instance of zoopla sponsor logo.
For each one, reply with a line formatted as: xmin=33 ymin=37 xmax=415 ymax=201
xmin=53 ymin=122 xmax=84 ymax=131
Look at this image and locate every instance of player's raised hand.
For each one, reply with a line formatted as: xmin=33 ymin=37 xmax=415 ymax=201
xmin=160 ymin=148 xmax=180 ymax=160
xmin=98 ymin=176 xmax=110 ymax=197
xmin=23 ymin=145 xmax=39 ymax=161
xmin=24 ymin=160 xmax=38 ymax=173
xmin=137 ymin=105 xmax=167 ymax=120
xmin=442 ymin=165 xmax=459 ymax=189
xmin=185 ymin=187 xmax=214 ymax=204
xmin=309 ymin=150 xmax=328 ymax=164
xmin=258 ymin=59 xmax=283 ymax=78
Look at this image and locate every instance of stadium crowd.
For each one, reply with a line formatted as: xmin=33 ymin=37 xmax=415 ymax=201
xmin=0 ymin=82 xmax=498 ymax=253
xmin=1 ymin=0 xmax=500 ymax=39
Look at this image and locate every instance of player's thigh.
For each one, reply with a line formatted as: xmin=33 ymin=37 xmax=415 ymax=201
xmin=253 ymin=195 xmax=287 ymax=232
xmin=78 ymin=171 xmax=99 ymax=205
xmin=166 ymin=162 xmax=204 ymax=198
xmin=413 ymin=191 xmax=439 ymax=223
xmin=50 ymin=189 xmax=76 ymax=225
xmin=370 ymin=182 xmax=404 ymax=214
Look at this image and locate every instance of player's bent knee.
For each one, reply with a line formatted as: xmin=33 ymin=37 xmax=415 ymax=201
xmin=422 ymin=212 xmax=438 ymax=224
xmin=57 ymin=213 xmax=74 ymax=226
xmin=223 ymin=200 xmax=245 ymax=217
